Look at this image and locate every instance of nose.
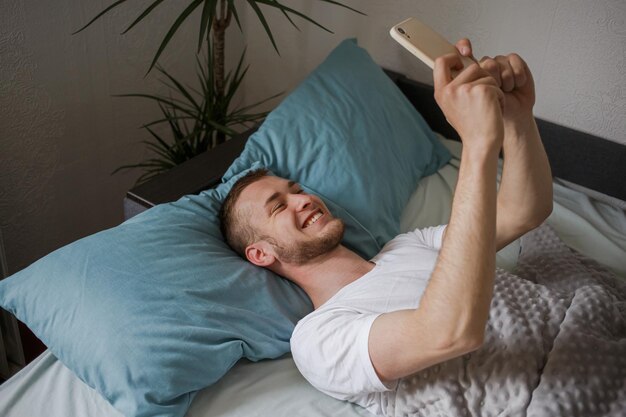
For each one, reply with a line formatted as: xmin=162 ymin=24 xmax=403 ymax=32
xmin=291 ymin=193 xmax=313 ymax=211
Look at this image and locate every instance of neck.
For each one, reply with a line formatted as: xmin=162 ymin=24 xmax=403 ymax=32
xmin=275 ymin=245 xmax=375 ymax=309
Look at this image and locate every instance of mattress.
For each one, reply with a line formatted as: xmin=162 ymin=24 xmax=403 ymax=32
xmin=1 ymin=137 xmax=624 ymax=417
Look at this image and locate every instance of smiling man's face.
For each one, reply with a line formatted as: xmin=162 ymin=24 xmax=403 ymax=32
xmin=235 ymin=175 xmax=345 ymax=266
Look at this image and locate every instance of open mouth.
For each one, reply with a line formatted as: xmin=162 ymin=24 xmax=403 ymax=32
xmin=302 ymin=209 xmax=324 ymax=229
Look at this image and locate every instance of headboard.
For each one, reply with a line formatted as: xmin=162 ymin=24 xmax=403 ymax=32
xmin=384 ymin=70 xmax=626 ymax=203
xmin=125 ymin=69 xmax=626 ymax=218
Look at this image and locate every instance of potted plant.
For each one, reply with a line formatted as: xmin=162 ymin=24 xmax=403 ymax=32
xmin=74 ymin=0 xmax=364 ymax=183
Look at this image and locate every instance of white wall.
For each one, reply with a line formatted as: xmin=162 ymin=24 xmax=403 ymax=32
xmin=1 ymin=0 xmax=624 ymax=273
xmin=237 ymin=0 xmax=626 ymax=144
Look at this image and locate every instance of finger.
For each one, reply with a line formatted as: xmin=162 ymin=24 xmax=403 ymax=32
xmin=495 ymin=85 xmax=505 ymax=113
xmin=455 ymin=38 xmax=475 ymax=59
xmin=479 ymin=56 xmax=501 ymax=87
xmin=471 ymin=74 xmax=501 ymax=88
xmin=451 ymin=62 xmax=496 ymax=87
xmin=507 ymin=53 xmax=528 ymax=88
xmin=495 ymin=55 xmax=515 ymax=92
xmin=434 ymin=53 xmax=464 ymax=88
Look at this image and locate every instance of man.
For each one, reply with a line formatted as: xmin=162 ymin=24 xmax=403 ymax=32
xmin=219 ymin=39 xmax=553 ymax=415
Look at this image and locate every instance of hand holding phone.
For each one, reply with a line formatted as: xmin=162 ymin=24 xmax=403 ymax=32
xmin=390 ymin=18 xmax=475 ymax=73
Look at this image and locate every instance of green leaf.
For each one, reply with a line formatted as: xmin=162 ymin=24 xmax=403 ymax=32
xmin=205 ymin=120 xmax=238 ymax=135
xmin=72 ymin=0 xmax=130 ymax=35
xmin=227 ymin=0 xmax=242 ymax=32
xmin=121 ymin=0 xmax=167 ymax=34
xmin=155 ymin=66 xmax=202 ymax=112
xmin=245 ymin=0 xmax=280 ymax=54
xmin=143 ymin=115 xmax=195 ymax=129
xmin=278 ymin=8 xmax=299 ymax=30
xmin=315 ymin=0 xmax=366 ymax=16
xmin=197 ymin=0 xmax=218 ymax=52
xmin=142 ymin=140 xmax=175 ymax=161
xmin=145 ymin=125 xmax=177 ymax=154
xmin=254 ymin=0 xmax=332 ymax=34
xmin=223 ymin=49 xmax=248 ymax=102
xmin=111 ymin=158 xmax=174 ymax=176
xmin=115 ymin=93 xmax=199 ymax=119
xmin=147 ymin=0 xmax=204 ymax=75
xmin=232 ymin=91 xmax=282 ymax=114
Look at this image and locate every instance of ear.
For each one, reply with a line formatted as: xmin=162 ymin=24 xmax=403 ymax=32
xmin=245 ymin=242 xmax=276 ymax=267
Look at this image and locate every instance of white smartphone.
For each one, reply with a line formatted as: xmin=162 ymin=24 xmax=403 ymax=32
xmin=390 ymin=17 xmax=475 ymax=71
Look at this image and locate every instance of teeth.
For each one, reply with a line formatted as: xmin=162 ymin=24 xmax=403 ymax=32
xmin=304 ymin=210 xmax=323 ymax=228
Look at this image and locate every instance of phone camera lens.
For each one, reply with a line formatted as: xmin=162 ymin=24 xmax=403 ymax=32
xmin=397 ymin=27 xmax=406 ymax=35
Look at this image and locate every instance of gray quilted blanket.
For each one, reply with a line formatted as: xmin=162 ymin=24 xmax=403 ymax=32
xmin=390 ymin=224 xmax=626 ymax=417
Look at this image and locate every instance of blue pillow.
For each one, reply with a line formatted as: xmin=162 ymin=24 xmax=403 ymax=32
xmin=224 ymin=38 xmax=451 ymax=258
xmin=0 ymin=164 xmax=312 ymax=417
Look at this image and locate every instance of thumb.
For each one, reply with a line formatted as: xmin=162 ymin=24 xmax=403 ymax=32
xmin=455 ymin=38 xmax=477 ymax=61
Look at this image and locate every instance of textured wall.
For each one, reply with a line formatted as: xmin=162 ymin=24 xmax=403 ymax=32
xmin=0 ymin=0 xmax=244 ymax=273
xmin=237 ymin=0 xmax=626 ymax=144
xmin=1 ymin=0 xmax=624 ymax=274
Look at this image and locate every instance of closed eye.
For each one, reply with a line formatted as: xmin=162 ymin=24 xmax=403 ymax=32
xmin=270 ymin=187 xmax=304 ymax=215
xmin=271 ymin=203 xmax=284 ymax=214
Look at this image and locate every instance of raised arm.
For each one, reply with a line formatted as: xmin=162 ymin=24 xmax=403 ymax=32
xmin=458 ymin=40 xmax=553 ymax=249
xmin=368 ymin=54 xmax=504 ymax=382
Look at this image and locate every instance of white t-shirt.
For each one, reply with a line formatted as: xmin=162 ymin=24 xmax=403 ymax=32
xmin=290 ymin=224 xmax=448 ymax=416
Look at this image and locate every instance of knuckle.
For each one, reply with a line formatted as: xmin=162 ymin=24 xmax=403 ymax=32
xmin=443 ymin=85 xmax=456 ymax=98
xmin=482 ymin=59 xmax=497 ymax=72
xmin=434 ymin=89 xmax=442 ymax=103
xmin=434 ymin=56 xmax=445 ymax=67
xmin=479 ymin=84 xmax=498 ymax=98
xmin=458 ymin=84 xmax=472 ymax=95
xmin=467 ymin=62 xmax=482 ymax=73
xmin=435 ymin=85 xmax=452 ymax=102
xmin=434 ymin=55 xmax=451 ymax=69
xmin=475 ymin=84 xmax=488 ymax=93
xmin=513 ymin=66 xmax=525 ymax=77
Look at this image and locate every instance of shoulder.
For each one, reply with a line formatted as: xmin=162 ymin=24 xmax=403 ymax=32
xmin=404 ymin=224 xmax=448 ymax=247
xmin=375 ymin=224 xmax=448 ymax=259
xmin=291 ymin=307 xmax=371 ymax=350
xmin=290 ymin=308 xmax=390 ymax=399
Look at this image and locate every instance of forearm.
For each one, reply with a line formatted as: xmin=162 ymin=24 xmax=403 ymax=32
xmin=498 ymin=116 xmax=553 ymax=226
xmin=417 ymin=145 xmax=499 ymax=348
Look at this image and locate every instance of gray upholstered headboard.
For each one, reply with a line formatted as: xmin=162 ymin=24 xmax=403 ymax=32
xmin=124 ymin=69 xmax=626 ymax=219
xmin=384 ymin=69 xmax=626 ymax=203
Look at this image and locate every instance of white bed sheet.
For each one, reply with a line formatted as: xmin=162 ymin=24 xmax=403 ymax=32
xmin=403 ymin=136 xmax=626 ymax=279
xmin=1 ymin=137 xmax=624 ymax=417
xmin=0 ymin=349 xmax=371 ymax=417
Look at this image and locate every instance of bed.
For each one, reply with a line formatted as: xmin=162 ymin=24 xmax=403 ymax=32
xmin=1 ymin=38 xmax=625 ymax=417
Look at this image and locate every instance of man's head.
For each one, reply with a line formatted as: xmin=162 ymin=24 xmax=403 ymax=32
xmin=219 ymin=169 xmax=345 ymax=269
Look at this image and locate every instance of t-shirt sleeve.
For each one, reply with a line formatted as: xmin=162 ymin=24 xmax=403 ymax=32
xmin=410 ymin=224 xmax=448 ymax=250
xmin=290 ymin=309 xmax=397 ymax=401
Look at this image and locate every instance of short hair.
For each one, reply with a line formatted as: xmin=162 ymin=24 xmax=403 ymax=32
xmin=219 ymin=168 xmax=270 ymax=257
